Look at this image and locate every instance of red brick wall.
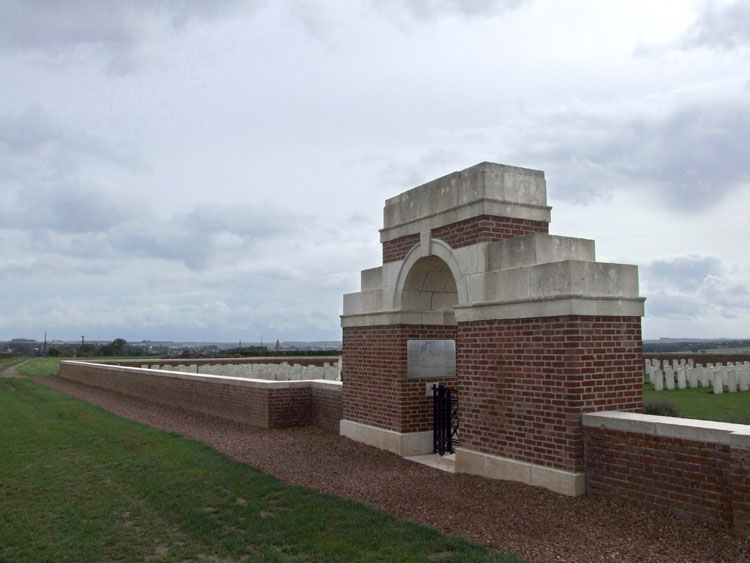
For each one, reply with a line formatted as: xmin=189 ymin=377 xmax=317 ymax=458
xmin=457 ymin=316 xmax=643 ymax=472
xmin=269 ymin=387 xmax=312 ymax=428
xmin=381 ymin=216 xmax=549 ymax=263
xmin=584 ymin=426 xmax=737 ymax=529
xmin=58 ymin=362 xmax=342 ymax=432
xmin=342 ymin=324 xmax=457 ymax=433
xmin=382 ymin=234 xmax=420 ymax=263
xmin=312 ymin=386 xmax=344 ymax=433
xmin=432 ymin=215 xmax=548 ymax=250
xmin=732 ymin=442 xmax=750 ymax=535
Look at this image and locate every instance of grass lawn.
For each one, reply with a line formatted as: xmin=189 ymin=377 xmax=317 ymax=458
xmin=18 ymin=356 xmax=62 ymax=377
xmin=0 ymin=379 xmax=519 ymax=562
xmin=643 ymin=383 xmax=750 ymax=424
xmin=15 ymin=356 xmax=161 ymax=378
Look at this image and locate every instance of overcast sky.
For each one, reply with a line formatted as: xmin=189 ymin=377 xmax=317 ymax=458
xmin=1 ymin=0 xmax=748 ymax=343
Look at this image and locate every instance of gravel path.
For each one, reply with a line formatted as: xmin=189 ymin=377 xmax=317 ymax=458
xmin=28 ymin=376 xmax=750 ymax=562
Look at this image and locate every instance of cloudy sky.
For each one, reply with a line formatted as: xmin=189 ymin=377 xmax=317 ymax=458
xmin=1 ymin=0 xmax=748 ymax=343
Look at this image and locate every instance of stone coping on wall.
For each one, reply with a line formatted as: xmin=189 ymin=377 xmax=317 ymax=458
xmin=101 ymin=356 xmax=340 ymax=366
xmin=341 ymin=296 xmax=645 ymax=327
xmin=582 ymin=411 xmax=750 ymax=447
xmin=61 ymin=361 xmax=343 ymax=391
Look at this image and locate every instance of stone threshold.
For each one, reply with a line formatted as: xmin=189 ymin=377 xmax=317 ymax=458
xmin=405 ymin=453 xmax=456 ymax=473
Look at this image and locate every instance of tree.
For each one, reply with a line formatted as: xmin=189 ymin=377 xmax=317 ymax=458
xmin=101 ymin=338 xmax=128 ymax=357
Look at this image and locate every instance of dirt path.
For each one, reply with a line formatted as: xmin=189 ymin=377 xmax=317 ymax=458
xmin=28 ymin=376 xmax=750 ymax=562
xmin=0 ymin=360 xmax=28 ymax=378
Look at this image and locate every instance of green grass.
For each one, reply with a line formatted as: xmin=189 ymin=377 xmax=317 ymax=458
xmin=16 ymin=356 xmax=160 ymax=378
xmin=0 ymin=379 xmax=519 ymax=562
xmin=18 ymin=356 xmax=61 ymax=377
xmin=643 ymin=383 xmax=750 ymax=424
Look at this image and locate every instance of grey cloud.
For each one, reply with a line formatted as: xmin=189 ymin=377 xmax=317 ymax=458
xmin=513 ymin=98 xmax=750 ymax=212
xmin=0 ymin=106 xmax=146 ymax=172
xmin=0 ymin=0 xmax=258 ymax=73
xmin=0 ymin=107 xmax=147 ymax=234
xmin=372 ymin=0 xmax=529 ymax=20
xmin=107 ymin=203 xmax=311 ymax=271
xmin=641 ymin=254 xmax=750 ymax=322
xmin=643 ymin=255 xmax=721 ymax=292
xmin=645 ymin=292 xmax=703 ymax=320
xmin=701 ymin=276 xmax=750 ymax=311
xmin=681 ymin=1 xmax=750 ymax=51
xmin=0 ymin=185 xmax=139 ymax=235
xmin=287 ymin=1 xmax=336 ymax=39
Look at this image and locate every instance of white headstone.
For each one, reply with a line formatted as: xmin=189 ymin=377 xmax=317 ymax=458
xmin=739 ymin=369 xmax=750 ymax=392
xmin=728 ymin=370 xmax=738 ymax=393
xmin=654 ymin=370 xmax=664 ymax=391
xmin=713 ymin=372 xmax=724 ymax=395
xmin=676 ymin=367 xmax=687 ymax=390
xmin=665 ymin=368 xmax=675 ymax=391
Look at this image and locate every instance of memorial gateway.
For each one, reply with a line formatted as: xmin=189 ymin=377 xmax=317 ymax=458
xmin=340 ymin=161 xmax=644 ymax=496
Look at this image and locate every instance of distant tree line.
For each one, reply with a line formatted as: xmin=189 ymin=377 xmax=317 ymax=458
xmin=170 ymin=347 xmax=341 ymax=359
xmin=643 ymin=340 xmax=750 ymax=353
xmin=47 ymin=338 xmax=148 ymax=358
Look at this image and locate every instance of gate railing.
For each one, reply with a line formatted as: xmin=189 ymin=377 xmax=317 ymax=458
xmin=432 ymin=384 xmax=459 ymax=456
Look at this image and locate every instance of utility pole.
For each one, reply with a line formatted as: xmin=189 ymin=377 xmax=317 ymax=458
xmin=81 ymin=335 xmax=85 ymax=346
xmin=43 ymin=332 xmax=47 ymax=355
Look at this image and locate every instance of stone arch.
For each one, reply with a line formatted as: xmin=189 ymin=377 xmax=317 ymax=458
xmin=392 ymin=239 xmax=468 ymax=313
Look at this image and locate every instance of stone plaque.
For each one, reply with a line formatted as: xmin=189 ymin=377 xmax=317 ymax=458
xmin=407 ymin=339 xmax=456 ymax=379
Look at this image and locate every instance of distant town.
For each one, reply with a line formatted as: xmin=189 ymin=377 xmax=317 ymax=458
xmin=0 ymin=337 xmax=342 ymax=358
xmin=3 ymin=336 xmax=750 ymax=358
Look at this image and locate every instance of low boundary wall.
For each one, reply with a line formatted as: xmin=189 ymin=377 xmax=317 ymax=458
xmin=58 ymin=361 xmax=342 ymax=432
xmin=103 ymin=357 xmax=339 ymax=368
xmin=583 ymin=411 xmax=750 ymax=534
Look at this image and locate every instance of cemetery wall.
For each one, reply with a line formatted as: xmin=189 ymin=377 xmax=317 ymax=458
xmin=583 ymin=411 xmax=750 ymax=533
xmin=58 ymin=361 xmax=342 ymax=431
xmin=459 ymin=316 xmax=642 ymax=473
xmin=312 ymin=383 xmax=344 ymax=433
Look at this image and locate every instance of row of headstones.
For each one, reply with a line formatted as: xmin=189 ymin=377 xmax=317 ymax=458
xmin=143 ymin=362 xmax=341 ymax=381
xmin=645 ymin=359 xmax=750 ymax=395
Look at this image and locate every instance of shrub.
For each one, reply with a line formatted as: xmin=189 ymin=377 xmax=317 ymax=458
xmin=643 ymin=398 xmax=680 ymax=417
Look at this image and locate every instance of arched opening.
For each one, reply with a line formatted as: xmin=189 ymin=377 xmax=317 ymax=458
xmin=401 ymin=255 xmax=458 ymax=323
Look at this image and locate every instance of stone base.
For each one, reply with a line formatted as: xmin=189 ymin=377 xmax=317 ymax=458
xmin=455 ymin=447 xmax=585 ymax=496
xmin=340 ymin=419 xmax=433 ymax=456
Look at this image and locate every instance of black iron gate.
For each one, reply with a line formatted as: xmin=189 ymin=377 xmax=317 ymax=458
xmin=432 ymin=384 xmax=459 ymax=456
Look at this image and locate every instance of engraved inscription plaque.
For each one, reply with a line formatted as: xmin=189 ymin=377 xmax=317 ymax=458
xmin=407 ymin=339 xmax=456 ymax=379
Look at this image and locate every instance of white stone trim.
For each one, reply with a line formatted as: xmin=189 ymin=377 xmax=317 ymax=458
xmin=393 ymin=238 xmax=469 ymax=309
xmin=454 ymin=296 xmax=645 ymax=322
xmin=339 ymin=419 xmax=433 ymax=456
xmin=61 ymin=361 xmax=343 ymax=391
xmin=454 ymin=447 xmax=585 ymax=496
xmin=582 ymin=411 xmax=750 ymax=447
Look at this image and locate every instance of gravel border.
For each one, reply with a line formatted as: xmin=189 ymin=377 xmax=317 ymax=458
xmin=31 ymin=376 xmax=750 ymax=562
